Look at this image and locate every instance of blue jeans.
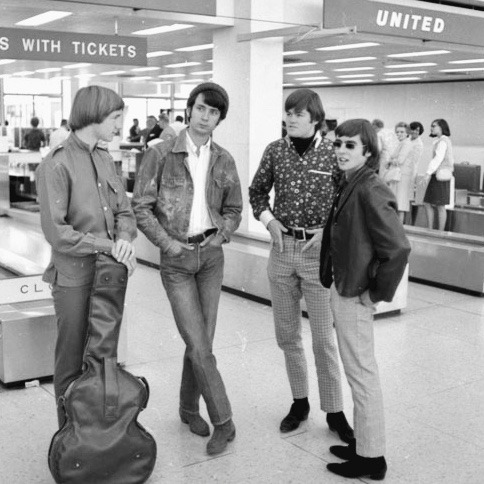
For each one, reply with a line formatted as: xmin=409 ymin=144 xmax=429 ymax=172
xmin=159 ymin=244 xmax=232 ymax=425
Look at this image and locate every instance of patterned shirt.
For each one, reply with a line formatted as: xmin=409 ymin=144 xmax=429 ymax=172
xmin=249 ymin=132 xmax=339 ymax=228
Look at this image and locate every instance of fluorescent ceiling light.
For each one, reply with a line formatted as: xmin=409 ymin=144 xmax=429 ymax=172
xmin=16 ymin=11 xmax=72 ymax=26
xmin=206 ymin=60 xmax=213 ymax=63
xmin=166 ymin=62 xmax=201 ymax=68
xmin=385 ymin=63 xmax=436 ymax=68
xmin=35 ymin=67 xmax=62 ymax=73
xmin=0 ymin=74 xmax=11 ymax=78
xmin=388 ymin=50 xmax=450 ymax=58
xmin=283 ymin=62 xmax=316 ymax=68
xmin=132 ymin=24 xmax=193 ymax=36
xmin=100 ymin=70 xmax=126 ymax=76
xmin=131 ymin=67 xmax=160 ymax=72
xmin=283 ymin=51 xmax=307 ymax=56
xmin=158 ymin=73 xmax=185 ymax=78
xmin=295 ymin=76 xmax=329 ymax=81
xmin=190 ymin=71 xmax=212 ymax=75
xmin=181 ymin=79 xmax=204 ymax=83
xmin=132 ymin=76 xmax=153 ymax=80
xmin=448 ymin=58 xmax=484 ymax=64
xmin=176 ymin=44 xmax=213 ymax=52
xmin=301 ymin=81 xmax=332 ymax=85
xmin=0 ymin=59 xmax=15 ymax=66
xmin=283 ymin=83 xmax=295 ymax=86
xmin=75 ymin=73 xmax=95 ymax=78
xmin=13 ymin=71 xmax=34 ymax=76
xmin=333 ymin=67 xmax=374 ymax=72
xmin=147 ymin=51 xmax=173 ymax=58
xmin=325 ymin=57 xmax=376 ymax=63
xmin=384 ymin=77 xmax=421 ymax=81
xmin=337 ymin=74 xmax=375 ymax=78
xmin=384 ymin=71 xmax=428 ymax=76
xmin=50 ymin=75 xmax=71 ymax=81
xmin=287 ymin=70 xmax=323 ymax=75
xmin=341 ymin=79 xmax=374 ymax=83
xmin=440 ymin=67 xmax=484 ymax=72
xmin=63 ymin=63 xmax=91 ymax=69
xmin=316 ymin=42 xmax=379 ymax=51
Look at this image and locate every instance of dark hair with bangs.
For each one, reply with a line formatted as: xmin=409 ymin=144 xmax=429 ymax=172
xmin=69 ymin=85 xmax=124 ymax=131
xmin=409 ymin=121 xmax=424 ymax=135
xmin=187 ymin=89 xmax=228 ymax=121
xmin=335 ymin=118 xmax=380 ymax=171
xmin=430 ymin=118 xmax=450 ymax=137
xmin=285 ymin=89 xmax=325 ymax=130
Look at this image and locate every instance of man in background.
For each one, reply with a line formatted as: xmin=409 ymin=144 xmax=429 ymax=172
xmin=24 ymin=116 xmax=46 ymax=151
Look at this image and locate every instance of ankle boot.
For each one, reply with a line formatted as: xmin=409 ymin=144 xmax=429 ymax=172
xmin=207 ymin=419 xmax=236 ymax=455
xmin=180 ymin=409 xmax=210 ymax=437
xmin=326 ymin=411 xmax=354 ymax=444
xmin=330 ymin=439 xmax=356 ymax=460
xmin=280 ymin=399 xmax=310 ymax=433
xmin=327 ymin=455 xmax=387 ymax=480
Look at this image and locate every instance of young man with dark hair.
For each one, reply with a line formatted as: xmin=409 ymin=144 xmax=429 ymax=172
xmin=249 ymin=88 xmax=353 ymax=443
xmin=132 ymin=82 xmax=242 ymax=456
xmin=37 ymin=85 xmax=137 ymax=427
xmin=321 ymin=118 xmax=411 ymax=480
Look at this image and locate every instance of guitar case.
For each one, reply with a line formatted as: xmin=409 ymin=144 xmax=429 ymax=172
xmin=48 ymin=254 xmax=157 ymax=484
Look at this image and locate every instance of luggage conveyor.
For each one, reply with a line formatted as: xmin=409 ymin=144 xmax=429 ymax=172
xmin=0 ymin=215 xmax=128 ymax=384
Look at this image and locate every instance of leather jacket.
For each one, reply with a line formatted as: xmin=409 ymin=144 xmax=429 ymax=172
xmin=320 ymin=165 xmax=411 ymax=303
xmin=131 ymin=129 xmax=242 ymax=252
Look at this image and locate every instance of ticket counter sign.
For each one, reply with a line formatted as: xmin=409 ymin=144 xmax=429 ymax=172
xmin=0 ymin=274 xmax=52 ymax=304
xmin=324 ymin=0 xmax=484 ymax=48
xmin=0 ymin=28 xmax=147 ymax=66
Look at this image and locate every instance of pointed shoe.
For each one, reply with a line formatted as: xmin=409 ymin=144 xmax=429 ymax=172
xmin=207 ymin=420 xmax=236 ymax=455
xmin=326 ymin=411 xmax=354 ymax=444
xmin=180 ymin=410 xmax=210 ymax=437
xmin=280 ymin=402 xmax=310 ymax=433
xmin=327 ymin=455 xmax=387 ymax=480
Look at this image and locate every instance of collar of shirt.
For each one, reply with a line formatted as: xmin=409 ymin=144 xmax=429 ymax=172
xmin=70 ymin=131 xmax=99 ymax=154
xmin=284 ymin=129 xmax=322 ymax=150
xmin=186 ymin=131 xmax=211 ymax=157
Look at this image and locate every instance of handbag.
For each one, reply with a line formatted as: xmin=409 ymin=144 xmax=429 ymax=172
xmin=48 ymin=254 xmax=157 ymax=484
xmin=436 ymin=167 xmax=452 ymax=181
xmin=383 ymin=165 xmax=401 ymax=182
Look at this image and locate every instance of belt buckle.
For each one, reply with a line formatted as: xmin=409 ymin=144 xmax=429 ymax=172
xmin=293 ymin=227 xmax=306 ymax=241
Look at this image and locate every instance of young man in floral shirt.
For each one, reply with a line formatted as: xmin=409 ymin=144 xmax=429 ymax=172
xmin=249 ymin=89 xmax=353 ymax=443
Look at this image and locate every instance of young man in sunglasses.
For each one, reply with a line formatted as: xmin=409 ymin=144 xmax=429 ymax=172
xmin=320 ymin=119 xmax=410 ymax=480
xmin=249 ymin=89 xmax=353 ymax=443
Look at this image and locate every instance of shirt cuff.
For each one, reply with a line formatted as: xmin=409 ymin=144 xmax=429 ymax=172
xmin=260 ymin=210 xmax=276 ymax=228
xmin=94 ymin=238 xmax=114 ymax=254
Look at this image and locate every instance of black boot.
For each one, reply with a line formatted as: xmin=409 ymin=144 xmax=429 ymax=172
xmin=326 ymin=411 xmax=354 ymax=444
xmin=327 ymin=455 xmax=387 ymax=480
xmin=330 ymin=439 xmax=356 ymax=460
xmin=280 ymin=398 xmax=310 ymax=433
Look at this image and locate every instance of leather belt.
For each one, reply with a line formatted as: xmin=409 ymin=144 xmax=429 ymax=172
xmin=187 ymin=228 xmax=217 ymax=244
xmin=284 ymin=227 xmax=314 ymax=241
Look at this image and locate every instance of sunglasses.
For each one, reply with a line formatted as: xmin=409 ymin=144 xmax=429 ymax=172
xmin=332 ymin=140 xmax=365 ymax=150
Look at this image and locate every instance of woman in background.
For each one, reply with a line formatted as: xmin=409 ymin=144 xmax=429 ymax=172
xmin=422 ymin=119 xmax=454 ymax=231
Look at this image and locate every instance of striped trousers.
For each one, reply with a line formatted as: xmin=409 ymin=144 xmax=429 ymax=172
xmin=267 ymin=237 xmax=343 ymax=413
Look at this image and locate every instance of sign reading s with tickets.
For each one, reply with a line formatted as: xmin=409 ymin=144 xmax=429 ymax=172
xmin=0 ymin=28 xmax=147 ymax=66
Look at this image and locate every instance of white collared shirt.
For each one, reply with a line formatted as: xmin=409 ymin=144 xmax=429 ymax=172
xmin=186 ymin=132 xmax=214 ymax=236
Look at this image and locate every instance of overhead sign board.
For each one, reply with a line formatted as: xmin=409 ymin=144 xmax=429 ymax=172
xmin=0 ymin=28 xmax=147 ymax=66
xmin=323 ymin=0 xmax=484 ymax=48
xmin=61 ymin=0 xmax=217 ymax=16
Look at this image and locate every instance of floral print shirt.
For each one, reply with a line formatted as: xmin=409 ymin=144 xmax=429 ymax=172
xmin=249 ymin=132 xmax=340 ymax=228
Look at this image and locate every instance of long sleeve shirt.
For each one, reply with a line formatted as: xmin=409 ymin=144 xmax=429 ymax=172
xmin=37 ymin=132 xmax=137 ymax=286
xmin=249 ymin=132 xmax=339 ymax=229
xmin=426 ymin=135 xmax=454 ymax=176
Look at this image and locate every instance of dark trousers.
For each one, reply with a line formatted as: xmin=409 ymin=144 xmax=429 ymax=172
xmin=51 ymin=283 xmax=91 ymax=427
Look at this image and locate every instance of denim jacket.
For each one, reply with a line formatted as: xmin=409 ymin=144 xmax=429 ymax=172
xmin=131 ymin=129 xmax=242 ymax=252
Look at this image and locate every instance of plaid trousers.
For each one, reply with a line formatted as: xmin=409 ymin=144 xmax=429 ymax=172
xmin=267 ymin=237 xmax=343 ymax=412
xmin=330 ymin=284 xmax=386 ymax=457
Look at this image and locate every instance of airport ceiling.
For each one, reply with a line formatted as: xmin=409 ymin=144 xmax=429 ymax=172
xmin=1 ymin=0 xmax=484 ymax=89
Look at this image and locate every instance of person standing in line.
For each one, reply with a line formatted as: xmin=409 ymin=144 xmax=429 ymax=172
xmin=371 ymin=119 xmax=398 ymax=179
xmin=320 ymin=119 xmax=410 ymax=480
xmin=406 ymin=121 xmax=425 ymax=225
xmin=422 ymin=118 xmax=454 ymax=231
xmin=169 ymin=115 xmax=187 ymax=136
xmin=139 ymin=115 xmax=157 ymax=146
xmin=128 ymin=118 xmax=141 ymax=142
xmin=249 ymin=89 xmax=353 ymax=443
xmin=36 ymin=85 xmax=137 ymax=427
xmin=131 ymin=82 xmax=242 ymax=456
xmin=49 ymin=119 xmax=70 ymax=149
xmin=24 ymin=116 xmax=46 ymax=151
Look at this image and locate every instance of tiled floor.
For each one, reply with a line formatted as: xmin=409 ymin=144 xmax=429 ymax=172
xmin=1 ymin=263 xmax=484 ymax=483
